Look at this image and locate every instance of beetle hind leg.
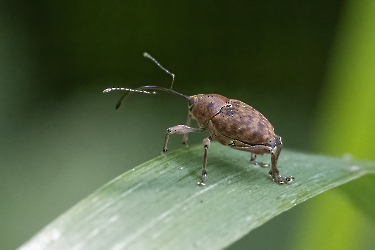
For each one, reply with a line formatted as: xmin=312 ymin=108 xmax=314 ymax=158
xmin=231 ymin=141 xmax=270 ymax=167
xmin=269 ymin=135 xmax=294 ymax=184
xmin=230 ymin=138 xmax=294 ymax=184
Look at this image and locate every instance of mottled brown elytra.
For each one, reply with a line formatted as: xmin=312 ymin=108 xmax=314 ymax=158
xmin=103 ymin=53 xmax=294 ymax=185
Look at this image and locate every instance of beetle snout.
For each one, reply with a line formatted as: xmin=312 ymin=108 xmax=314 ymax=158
xmin=188 ymin=97 xmax=195 ymax=110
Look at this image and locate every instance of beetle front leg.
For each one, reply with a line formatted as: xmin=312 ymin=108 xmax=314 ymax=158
xmin=269 ymin=136 xmax=294 ymax=184
xmin=163 ymin=125 xmax=204 ymax=152
xmin=198 ymin=137 xmax=211 ymax=186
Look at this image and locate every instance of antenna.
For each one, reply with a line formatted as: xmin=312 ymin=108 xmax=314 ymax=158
xmin=103 ymin=87 xmax=155 ymax=94
xmin=103 ymin=53 xmax=184 ymax=110
xmin=103 ymin=87 xmax=157 ymax=109
xmin=143 ymin=52 xmax=175 ymax=89
xmin=103 ymin=86 xmax=187 ymax=110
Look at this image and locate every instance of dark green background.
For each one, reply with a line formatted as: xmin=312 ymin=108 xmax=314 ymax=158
xmin=1 ymin=1 xmax=374 ymax=249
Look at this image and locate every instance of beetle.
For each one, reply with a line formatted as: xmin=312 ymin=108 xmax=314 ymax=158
xmin=103 ymin=53 xmax=294 ymax=185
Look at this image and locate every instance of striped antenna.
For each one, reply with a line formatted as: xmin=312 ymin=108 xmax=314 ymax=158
xmin=103 ymin=87 xmax=156 ymax=94
xmin=143 ymin=52 xmax=175 ymax=89
xmin=103 ymin=86 xmax=187 ymax=110
xmin=103 ymin=87 xmax=157 ymax=110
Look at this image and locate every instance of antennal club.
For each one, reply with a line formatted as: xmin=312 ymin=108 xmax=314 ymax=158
xmin=143 ymin=52 xmax=175 ymax=89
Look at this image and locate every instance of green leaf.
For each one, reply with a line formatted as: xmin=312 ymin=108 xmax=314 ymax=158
xmin=18 ymin=143 xmax=375 ymax=250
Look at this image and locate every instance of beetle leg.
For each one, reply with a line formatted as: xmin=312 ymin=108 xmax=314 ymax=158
xmin=182 ymin=113 xmax=192 ymax=146
xmin=269 ymin=136 xmax=294 ymax=184
xmin=249 ymin=153 xmax=269 ymax=167
xmin=231 ymin=143 xmax=271 ymax=168
xmin=250 ymin=153 xmax=256 ymax=162
xmin=249 ymin=153 xmax=269 ymax=168
xmin=198 ymin=137 xmax=211 ymax=186
xmin=163 ymin=125 xmax=204 ymax=152
xmin=230 ymin=138 xmax=293 ymax=184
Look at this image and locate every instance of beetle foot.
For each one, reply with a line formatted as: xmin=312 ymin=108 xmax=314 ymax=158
xmin=198 ymin=174 xmax=207 ymax=186
xmin=182 ymin=137 xmax=188 ymax=145
xmin=271 ymin=174 xmax=294 ymax=184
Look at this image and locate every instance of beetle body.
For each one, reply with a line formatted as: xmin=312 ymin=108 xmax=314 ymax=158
xmin=189 ymin=94 xmax=274 ymax=147
xmin=104 ymin=53 xmax=293 ymax=185
xmin=164 ymin=93 xmax=293 ymax=185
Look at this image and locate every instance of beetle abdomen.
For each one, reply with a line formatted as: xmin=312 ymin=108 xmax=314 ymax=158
xmin=190 ymin=94 xmax=228 ymax=125
xmin=210 ymin=99 xmax=275 ymax=145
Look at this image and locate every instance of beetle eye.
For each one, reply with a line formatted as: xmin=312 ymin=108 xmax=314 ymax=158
xmin=188 ymin=97 xmax=195 ymax=107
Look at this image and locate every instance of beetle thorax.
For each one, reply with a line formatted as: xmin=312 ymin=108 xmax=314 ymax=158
xmin=188 ymin=94 xmax=229 ymax=125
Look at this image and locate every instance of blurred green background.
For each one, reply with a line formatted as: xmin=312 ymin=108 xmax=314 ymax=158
xmin=1 ymin=0 xmax=374 ymax=249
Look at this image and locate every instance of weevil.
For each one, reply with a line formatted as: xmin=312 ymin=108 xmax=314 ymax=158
xmin=103 ymin=52 xmax=294 ymax=185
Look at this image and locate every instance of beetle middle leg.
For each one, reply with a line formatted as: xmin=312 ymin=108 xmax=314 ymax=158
xmin=197 ymin=137 xmax=211 ymax=186
xmin=231 ymin=140 xmax=272 ymax=168
xmin=250 ymin=153 xmax=256 ymax=162
xmin=250 ymin=153 xmax=269 ymax=168
xmin=163 ymin=125 xmax=204 ymax=152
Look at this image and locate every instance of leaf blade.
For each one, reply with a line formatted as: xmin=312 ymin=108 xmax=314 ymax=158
xmin=18 ymin=143 xmax=375 ymax=250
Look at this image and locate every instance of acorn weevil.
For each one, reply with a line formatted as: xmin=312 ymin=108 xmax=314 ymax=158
xmin=103 ymin=52 xmax=294 ymax=185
